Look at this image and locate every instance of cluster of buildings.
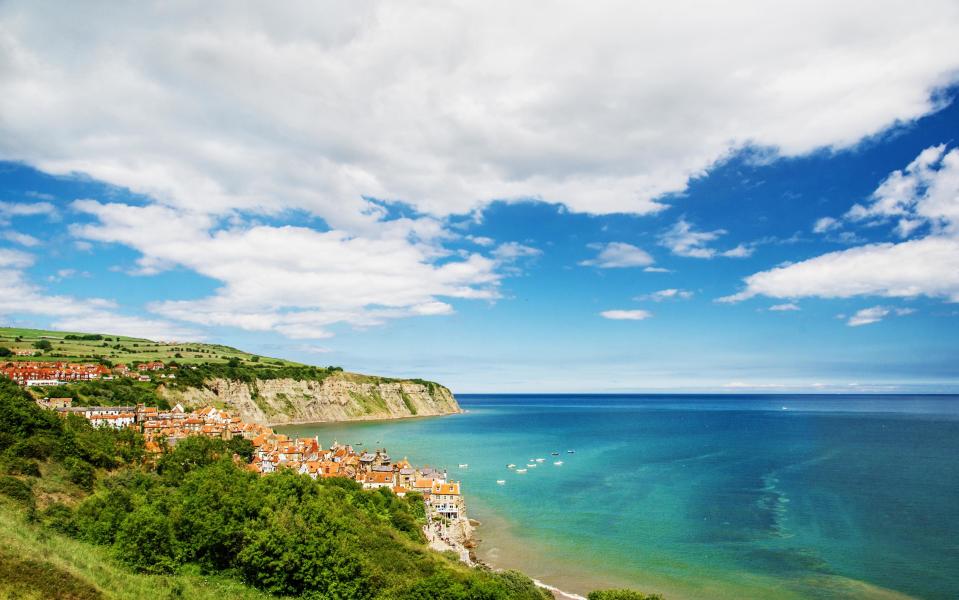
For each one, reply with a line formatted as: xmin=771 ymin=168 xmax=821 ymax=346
xmin=40 ymin=398 xmax=465 ymax=521
xmin=248 ymin=436 xmax=463 ymax=519
xmin=1 ymin=360 xmax=171 ymax=386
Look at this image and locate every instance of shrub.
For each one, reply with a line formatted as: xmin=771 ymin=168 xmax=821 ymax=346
xmin=0 ymin=475 xmax=33 ymax=504
xmin=65 ymin=455 xmax=96 ymax=491
xmin=114 ymin=504 xmax=179 ymax=574
xmin=0 ymin=347 xmax=11 ymax=357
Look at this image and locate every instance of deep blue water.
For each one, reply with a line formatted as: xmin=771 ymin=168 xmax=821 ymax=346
xmin=278 ymin=394 xmax=959 ymax=599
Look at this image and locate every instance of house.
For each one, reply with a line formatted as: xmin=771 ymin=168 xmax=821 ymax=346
xmin=363 ymin=471 xmax=396 ymax=490
xmin=429 ymin=481 xmax=463 ymax=519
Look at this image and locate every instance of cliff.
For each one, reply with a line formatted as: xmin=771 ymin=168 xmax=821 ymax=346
xmin=158 ymin=373 xmax=461 ymax=426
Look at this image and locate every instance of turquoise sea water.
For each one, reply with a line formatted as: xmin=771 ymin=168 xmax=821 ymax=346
xmin=277 ymin=395 xmax=959 ymax=599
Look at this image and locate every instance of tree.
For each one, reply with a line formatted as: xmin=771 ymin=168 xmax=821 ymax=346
xmin=33 ymin=340 xmax=53 ymax=351
xmin=0 ymin=347 xmax=11 ymax=357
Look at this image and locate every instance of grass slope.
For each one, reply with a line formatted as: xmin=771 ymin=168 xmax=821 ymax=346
xmin=0 ymin=327 xmax=304 ymax=367
xmin=0 ymin=500 xmax=277 ymax=600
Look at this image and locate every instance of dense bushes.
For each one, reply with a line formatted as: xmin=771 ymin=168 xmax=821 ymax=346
xmin=0 ymin=377 xmax=144 ymax=499
xmin=43 ymin=378 xmax=167 ymax=409
xmin=54 ymin=436 xmax=550 ymax=599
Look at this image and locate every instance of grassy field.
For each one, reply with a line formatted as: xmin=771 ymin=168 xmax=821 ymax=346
xmin=0 ymin=499 xmax=279 ymax=600
xmin=0 ymin=327 xmax=305 ymax=368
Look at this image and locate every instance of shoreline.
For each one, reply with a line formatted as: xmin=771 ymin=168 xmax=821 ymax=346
xmin=266 ymin=409 xmax=462 ymax=428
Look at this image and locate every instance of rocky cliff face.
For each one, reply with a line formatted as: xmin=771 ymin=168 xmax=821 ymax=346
xmin=158 ymin=374 xmax=461 ymax=425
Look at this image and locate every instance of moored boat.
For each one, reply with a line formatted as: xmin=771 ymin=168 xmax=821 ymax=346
xmin=496 ymin=479 xmax=506 ymax=485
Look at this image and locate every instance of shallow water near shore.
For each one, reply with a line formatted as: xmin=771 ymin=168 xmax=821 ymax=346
xmin=277 ymin=394 xmax=959 ymax=599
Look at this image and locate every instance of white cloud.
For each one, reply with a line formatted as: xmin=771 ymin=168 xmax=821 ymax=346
xmin=2 ymin=230 xmax=41 ymax=246
xmin=69 ymin=200 xmax=506 ymax=339
xmin=643 ymin=266 xmax=672 ymax=273
xmin=0 ymin=251 xmax=197 ymax=340
xmin=845 ymin=144 xmax=959 ymax=237
xmin=580 ymin=242 xmax=654 ymax=268
xmin=720 ymin=244 xmax=754 ymax=258
xmin=769 ymin=302 xmax=800 ymax=311
xmin=0 ymin=201 xmax=56 ymax=225
xmin=491 ymin=242 xmax=542 ymax=261
xmin=659 ymin=218 xmax=749 ymax=259
xmin=600 ymin=309 xmax=653 ymax=320
xmin=847 ymin=306 xmax=890 ymax=326
xmin=636 ymin=288 xmax=693 ymax=301
xmin=813 ymin=216 xmax=841 ymax=233
xmin=1 ymin=1 xmax=957 ymax=226
xmin=723 ymin=145 xmax=959 ymax=304
xmin=720 ymin=237 xmax=959 ymax=303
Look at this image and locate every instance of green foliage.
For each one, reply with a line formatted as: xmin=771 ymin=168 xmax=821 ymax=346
xmin=227 ymin=437 xmax=255 ymax=461
xmin=65 ymin=334 xmax=104 ymax=341
xmin=114 ymin=504 xmax=179 ymax=574
xmin=0 ymin=346 xmax=11 ymax=357
xmin=65 ymin=455 xmax=96 ymax=491
xmin=0 ymin=550 xmax=103 ymax=600
xmin=0 ymin=475 xmax=33 ymax=504
xmin=45 ymin=378 xmax=169 ymax=409
xmin=33 ymin=339 xmax=53 ymax=351
xmin=587 ymin=589 xmax=665 ymax=600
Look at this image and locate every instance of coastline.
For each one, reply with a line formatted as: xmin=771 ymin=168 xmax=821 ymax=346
xmin=266 ymin=409 xmax=462 ymax=428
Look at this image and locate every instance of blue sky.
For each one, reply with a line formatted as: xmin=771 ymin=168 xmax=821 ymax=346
xmin=1 ymin=1 xmax=958 ymax=392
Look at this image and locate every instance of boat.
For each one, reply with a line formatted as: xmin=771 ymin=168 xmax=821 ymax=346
xmin=507 ymin=463 xmax=517 ymax=469
xmin=554 ymin=461 xmax=563 ymax=466
xmin=526 ymin=463 xmax=536 ymax=467
xmin=567 ymin=450 xmax=575 ymax=454
xmin=516 ymin=468 xmax=527 ymax=473
xmin=458 ymin=463 xmax=469 ymax=468
xmin=535 ymin=458 xmax=545 ymax=463
xmin=496 ymin=480 xmax=506 ymax=485
xmin=551 ymin=451 xmax=559 ymax=456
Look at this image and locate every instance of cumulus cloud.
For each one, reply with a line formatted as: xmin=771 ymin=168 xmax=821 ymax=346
xmin=600 ymin=309 xmax=653 ymax=321
xmin=580 ymin=242 xmax=654 ymax=268
xmin=636 ymin=288 xmax=693 ymax=301
xmin=1 ymin=1 xmax=958 ymax=226
xmin=845 ymin=144 xmax=959 ymax=237
xmin=69 ymin=200 xmax=506 ymax=339
xmin=722 ymin=145 xmax=959 ymax=304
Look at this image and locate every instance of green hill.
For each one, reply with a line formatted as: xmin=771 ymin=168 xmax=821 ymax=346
xmin=0 ymin=326 xmax=304 ymax=367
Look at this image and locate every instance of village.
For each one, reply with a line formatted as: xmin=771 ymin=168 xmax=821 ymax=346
xmin=3 ymin=359 xmax=474 ymax=562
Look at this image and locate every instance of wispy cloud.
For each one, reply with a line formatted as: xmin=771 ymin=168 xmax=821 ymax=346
xmin=600 ymin=309 xmax=653 ymax=321
xmin=769 ymin=303 xmax=800 ymax=311
xmin=635 ymin=288 xmax=693 ymax=302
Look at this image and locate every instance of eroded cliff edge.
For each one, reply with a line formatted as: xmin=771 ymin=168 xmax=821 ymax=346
xmin=158 ymin=373 xmax=461 ymax=425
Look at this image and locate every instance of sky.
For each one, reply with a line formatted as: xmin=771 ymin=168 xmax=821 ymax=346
xmin=1 ymin=1 xmax=959 ymax=393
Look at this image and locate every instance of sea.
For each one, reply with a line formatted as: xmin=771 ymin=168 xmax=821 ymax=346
xmin=276 ymin=394 xmax=959 ymax=599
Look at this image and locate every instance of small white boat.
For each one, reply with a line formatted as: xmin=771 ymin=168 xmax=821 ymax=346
xmin=516 ymin=468 xmax=527 ymax=473
xmin=567 ymin=450 xmax=575 ymax=454
xmin=496 ymin=479 xmax=506 ymax=485
xmin=551 ymin=451 xmax=560 ymax=456
xmin=535 ymin=458 xmax=545 ymax=463
xmin=554 ymin=461 xmax=564 ymax=466
xmin=507 ymin=463 xmax=517 ymax=469
xmin=526 ymin=463 xmax=536 ymax=468
xmin=458 ymin=463 xmax=469 ymax=468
